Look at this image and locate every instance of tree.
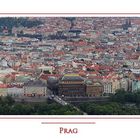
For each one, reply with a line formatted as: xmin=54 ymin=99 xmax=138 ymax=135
xmin=4 ymin=96 xmax=15 ymax=105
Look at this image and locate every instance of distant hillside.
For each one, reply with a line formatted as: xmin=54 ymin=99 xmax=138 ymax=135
xmin=0 ymin=17 xmax=43 ymax=33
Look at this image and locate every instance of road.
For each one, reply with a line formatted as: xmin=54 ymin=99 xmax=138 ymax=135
xmin=47 ymin=89 xmax=68 ymax=106
xmin=47 ymin=89 xmax=87 ymax=114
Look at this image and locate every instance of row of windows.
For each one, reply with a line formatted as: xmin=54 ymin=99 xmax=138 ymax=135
xmin=7 ymin=94 xmax=19 ymax=97
xmin=24 ymin=94 xmax=46 ymax=97
xmin=62 ymin=92 xmax=85 ymax=95
xmin=59 ymin=81 xmax=84 ymax=84
xmin=59 ymin=85 xmax=85 ymax=88
xmin=62 ymin=90 xmax=85 ymax=93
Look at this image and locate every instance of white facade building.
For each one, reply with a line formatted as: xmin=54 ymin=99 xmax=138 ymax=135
xmin=7 ymin=86 xmax=24 ymax=97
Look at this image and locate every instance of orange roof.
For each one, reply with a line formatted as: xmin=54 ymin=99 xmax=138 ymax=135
xmin=79 ymin=71 xmax=86 ymax=76
xmin=40 ymin=74 xmax=62 ymax=80
xmin=73 ymin=40 xmax=87 ymax=46
xmin=0 ymin=84 xmax=7 ymax=88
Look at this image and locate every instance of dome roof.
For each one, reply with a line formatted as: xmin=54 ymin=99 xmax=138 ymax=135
xmin=85 ymin=80 xmax=93 ymax=85
xmin=47 ymin=77 xmax=58 ymax=83
xmin=93 ymin=82 xmax=102 ymax=86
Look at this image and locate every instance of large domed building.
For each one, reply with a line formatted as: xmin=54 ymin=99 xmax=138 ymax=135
xmin=58 ymin=74 xmax=86 ymax=96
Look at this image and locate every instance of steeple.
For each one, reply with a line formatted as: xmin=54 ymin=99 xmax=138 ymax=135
xmin=122 ymin=18 xmax=132 ymax=30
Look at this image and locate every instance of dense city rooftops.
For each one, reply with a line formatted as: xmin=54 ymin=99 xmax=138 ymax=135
xmin=24 ymin=79 xmax=47 ymax=87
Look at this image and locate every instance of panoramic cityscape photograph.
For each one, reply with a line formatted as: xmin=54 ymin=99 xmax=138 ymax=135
xmin=0 ymin=17 xmax=140 ymax=115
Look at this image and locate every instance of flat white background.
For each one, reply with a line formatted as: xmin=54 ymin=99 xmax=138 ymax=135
xmin=0 ymin=1 xmax=140 ymax=140
xmin=0 ymin=0 xmax=140 ymax=13
xmin=0 ymin=116 xmax=140 ymax=140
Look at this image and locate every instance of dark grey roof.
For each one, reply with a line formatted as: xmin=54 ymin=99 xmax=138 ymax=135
xmin=24 ymin=79 xmax=47 ymax=87
xmin=47 ymin=77 xmax=59 ymax=84
xmin=61 ymin=76 xmax=84 ymax=81
xmin=136 ymin=46 xmax=140 ymax=51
